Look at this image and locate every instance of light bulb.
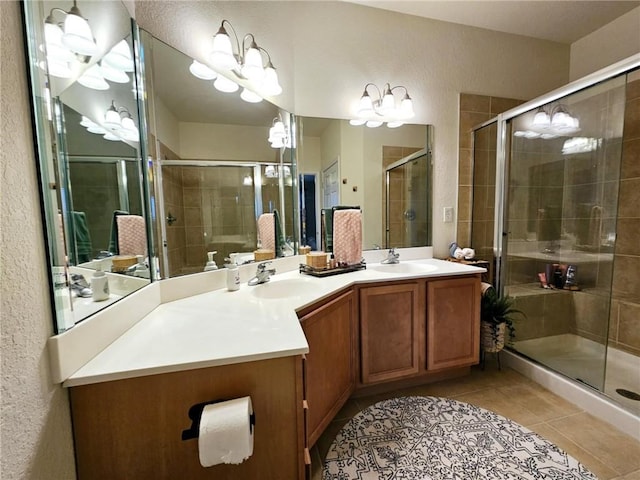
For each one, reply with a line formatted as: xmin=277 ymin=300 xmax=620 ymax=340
xmin=357 ymin=91 xmax=374 ymax=116
xmin=261 ymin=64 xmax=282 ymax=96
xmin=41 ymin=59 xmax=72 ymax=79
xmin=103 ymin=132 xmax=121 ymax=141
xmin=399 ymin=95 xmax=414 ymax=119
xmin=102 ymin=39 xmax=134 ymax=72
xmin=120 ymin=115 xmax=137 ymax=132
xmin=379 ymin=86 xmax=395 ymax=115
xmin=213 ymin=75 xmax=239 ymax=93
xmin=86 ymin=124 xmax=106 ymax=134
xmin=104 ymin=102 xmax=121 ymax=129
xmin=366 ymin=120 xmax=383 ymax=128
xmin=349 ymin=119 xmax=366 ymax=126
xmin=386 ymin=121 xmax=404 ymax=128
xmin=189 ymin=60 xmax=217 ymax=80
xmin=211 ymin=26 xmax=238 ymax=70
xmin=61 ymin=6 xmax=97 ymax=56
xmin=43 ymin=21 xmax=75 ymax=62
xmin=241 ymin=43 xmax=264 ymax=81
xmin=532 ymin=108 xmax=550 ymax=128
xmin=240 ymin=88 xmax=263 ymax=103
xmin=77 ymin=64 xmax=109 ymax=90
xmin=80 ymin=116 xmax=94 ymax=127
xmin=243 ymin=175 xmax=253 ymax=186
xmin=100 ymin=61 xmax=129 ymax=83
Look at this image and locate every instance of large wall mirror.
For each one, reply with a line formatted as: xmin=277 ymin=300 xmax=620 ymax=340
xmin=296 ymin=118 xmax=432 ymax=252
xmin=23 ymin=1 xmax=153 ymax=333
xmin=139 ymin=29 xmax=298 ymax=278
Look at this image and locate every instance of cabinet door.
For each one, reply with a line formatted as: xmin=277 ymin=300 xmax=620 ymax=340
xmin=300 ymin=290 xmax=355 ymax=447
xmin=359 ymin=282 xmax=422 ymax=384
xmin=427 ymin=276 xmax=480 ymax=370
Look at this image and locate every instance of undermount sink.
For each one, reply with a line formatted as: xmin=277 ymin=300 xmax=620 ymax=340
xmin=250 ymin=278 xmax=315 ymax=299
xmin=370 ymin=262 xmax=439 ymax=274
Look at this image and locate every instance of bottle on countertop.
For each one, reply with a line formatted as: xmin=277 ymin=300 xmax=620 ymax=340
xmin=204 ymin=251 xmax=218 ymax=271
xmin=226 ymin=263 xmax=240 ymax=291
xmin=91 ymin=261 xmax=110 ymax=302
xmin=133 ymin=255 xmax=150 ymax=279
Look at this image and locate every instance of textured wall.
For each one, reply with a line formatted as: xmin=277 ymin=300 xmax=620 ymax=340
xmin=570 ymin=6 xmax=640 ymax=81
xmin=134 ymin=1 xmax=571 ymax=257
xmin=0 ymin=2 xmax=76 ymax=479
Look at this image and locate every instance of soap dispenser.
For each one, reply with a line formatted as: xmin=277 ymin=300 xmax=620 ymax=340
xmin=204 ymin=251 xmax=218 ymax=272
xmin=91 ymin=261 xmax=110 ymax=302
xmin=226 ymin=262 xmax=240 ymax=291
xmin=134 ymin=255 xmax=150 ymax=279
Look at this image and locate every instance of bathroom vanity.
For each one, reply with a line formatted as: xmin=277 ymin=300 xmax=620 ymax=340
xmin=54 ymin=251 xmax=483 ymax=479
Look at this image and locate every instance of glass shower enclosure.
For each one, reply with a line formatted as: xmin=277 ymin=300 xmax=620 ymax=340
xmin=475 ymin=57 xmax=640 ymax=415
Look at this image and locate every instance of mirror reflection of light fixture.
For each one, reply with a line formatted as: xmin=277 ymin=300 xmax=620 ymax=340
xmin=100 ymin=61 xmax=129 ymax=83
xmin=529 ymin=103 xmax=580 ymax=135
xmin=77 ymin=64 xmax=109 ymax=90
xmin=243 ymin=174 xmax=253 ymax=186
xmin=189 ymin=60 xmax=217 ymax=80
xmin=102 ymin=39 xmax=134 ymax=72
xmin=213 ymin=74 xmax=239 ymax=93
xmin=268 ymin=116 xmax=289 ymax=149
xmin=350 ymin=83 xmax=415 ymax=128
xmin=240 ymin=87 xmax=263 ymax=103
xmin=209 ymin=19 xmax=282 ymax=97
xmin=61 ymin=2 xmax=98 ymax=56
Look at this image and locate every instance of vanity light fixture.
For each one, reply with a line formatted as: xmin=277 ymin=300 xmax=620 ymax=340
xmin=209 ymin=19 xmax=282 ymax=97
xmin=243 ymin=174 xmax=253 ymax=186
xmin=44 ymin=1 xmax=98 ymax=57
xmin=240 ymin=87 xmax=263 ymax=103
xmin=100 ymin=60 xmax=129 ymax=84
xmin=350 ymin=83 xmax=415 ymax=128
xmin=213 ymin=74 xmax=239 ymax=93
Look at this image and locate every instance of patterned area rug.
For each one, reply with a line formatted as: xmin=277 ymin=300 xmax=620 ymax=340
xmin=323 ymin=396 xmax=597 ymax=479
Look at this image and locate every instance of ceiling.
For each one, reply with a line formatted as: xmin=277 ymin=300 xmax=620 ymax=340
xmin=343 ymin=1 xmax=640 ymax=44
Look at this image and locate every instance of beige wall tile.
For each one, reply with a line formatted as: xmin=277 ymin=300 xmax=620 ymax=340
xmin=624 ymin=98 xmax=640 ymax=141
xmin=459 ymin=148 xmax=473 ymax=186
xmin=621 ymin=139 xmax=640 ymax=180
xmin=490 ymin=96 xmax=525 ymax=115
xmin=616 ymin=218 xmax=640 ymax=255
xmin=458 ymin=186 xmax=472 ymax=222
xmin=618 ymin=302 xmax=640 ymax=352
xmin=618 ymin=178 xmax=640 ymax=218
xmin=612 ymin=255 xmax=640 ymax=303
xmin=457 ymin=221 xmax=471 ymax=246
xmin=460 ymin=112 xmax=492 ymax=149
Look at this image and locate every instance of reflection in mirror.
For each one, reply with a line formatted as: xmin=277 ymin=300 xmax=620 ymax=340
xmin=23 ymin=1 xmax=152 ymax=333
xmin=297 ymin=118 xmax=432 ymax=251
xmin=139 ymin=30 xmax=297 ymax=278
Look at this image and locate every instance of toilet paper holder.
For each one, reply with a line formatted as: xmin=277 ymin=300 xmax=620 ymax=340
xmin=181 ymin=400 xmax=256 ymax=441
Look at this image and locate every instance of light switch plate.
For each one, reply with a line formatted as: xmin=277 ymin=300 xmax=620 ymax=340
xmin=443 ymin=207 xmax=454 ymax=223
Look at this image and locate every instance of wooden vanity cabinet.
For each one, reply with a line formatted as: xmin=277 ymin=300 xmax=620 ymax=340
xmin=359 ymin=281 xmax=424 ymax=384
xmin=426 ymin=276 xmax=481 ymax=370
xmin=299 ymin=290 xmax=356 ymax=447
xmin=70 ymin=356 xmax=305 ymax=480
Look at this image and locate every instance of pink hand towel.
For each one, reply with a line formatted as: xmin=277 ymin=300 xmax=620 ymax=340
xmin=332 ymin=209 xmax=362 ymax=265
xmin=257 ymin=213 xmax=275 ymax=251
xmin=116 ymin=215 xmax=147 ymax=256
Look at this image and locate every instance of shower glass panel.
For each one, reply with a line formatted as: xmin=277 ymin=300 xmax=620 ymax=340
xmin=385 ymin=150 xmax=431 ymax=248
xmin=160 ymin=164 xmax=258 ymax=277
xmin=503 ymin=74 xmax=627 ymax=393
xmin=472 ymin=122 xmax=498 ymax=283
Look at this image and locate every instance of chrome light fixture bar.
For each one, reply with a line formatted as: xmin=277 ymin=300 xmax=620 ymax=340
xmin=350 ymin=83 xmax=415 ymax=128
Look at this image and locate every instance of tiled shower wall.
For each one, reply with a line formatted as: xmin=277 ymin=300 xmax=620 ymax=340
xmin=457 ymin=94 xmax=525 ymax=250
xmin=610 ymin=71 xmax=640 ymax=356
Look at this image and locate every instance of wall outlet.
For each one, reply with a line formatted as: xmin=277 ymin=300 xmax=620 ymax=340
xmin=443 ymin=206 xmax=454 ymax=223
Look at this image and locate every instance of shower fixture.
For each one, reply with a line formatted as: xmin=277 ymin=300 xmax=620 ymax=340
xmin=350 ymin=83 xmax=415 ymax=128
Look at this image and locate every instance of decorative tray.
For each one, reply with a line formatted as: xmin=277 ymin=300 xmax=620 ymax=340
xmin=299 ymin=261 xmax=366 ymax=278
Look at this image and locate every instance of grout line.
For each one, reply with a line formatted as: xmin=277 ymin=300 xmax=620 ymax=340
xmin=544 ymin=420 xmax=623 ymax=476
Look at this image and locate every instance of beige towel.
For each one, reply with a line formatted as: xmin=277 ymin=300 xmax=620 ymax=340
xmin=257 ymin=213 xmax=275 ymax=251
xmin=332 ymin=209 xmax=362 ymax=265
xmin=116 ymin=215 xmax=147 ymax=256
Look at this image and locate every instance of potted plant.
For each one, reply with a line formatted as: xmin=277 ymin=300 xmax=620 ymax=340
xmin=480 ymin=286 xmax=524 ymax=353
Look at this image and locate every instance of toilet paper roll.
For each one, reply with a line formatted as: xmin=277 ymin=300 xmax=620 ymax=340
xmin=198 ymin=396 xmax=254 ymax=467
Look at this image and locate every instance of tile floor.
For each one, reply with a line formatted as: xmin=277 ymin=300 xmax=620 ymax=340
xmin=310 ymin=363 xmax=640 ymax=480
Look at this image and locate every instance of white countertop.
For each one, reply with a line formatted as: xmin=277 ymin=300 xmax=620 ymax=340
xmin=63 ymin=256 xmax=484 ymax=387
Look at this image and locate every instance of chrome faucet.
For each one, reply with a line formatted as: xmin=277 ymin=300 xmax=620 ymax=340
xmin=248 ymin=261 xmax=276 ymax=286
xmin=381 ymin=247 xmax=400 ymax=264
